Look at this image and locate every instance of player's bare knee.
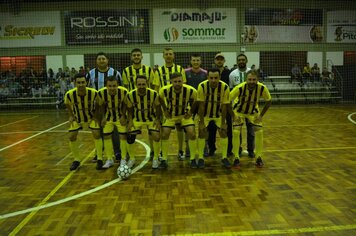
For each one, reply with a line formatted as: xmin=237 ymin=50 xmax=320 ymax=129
xmin=254 ymin=126 xmax=262 ymax=132
xmin=92 ymin=131 xmax=101 ymax=139
xmin=69 ymin=136 xmax=77 ymax=142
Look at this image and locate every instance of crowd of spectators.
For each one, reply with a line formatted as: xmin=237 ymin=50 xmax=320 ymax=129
xmin=0 ymin=66 xmax=89 ymax=103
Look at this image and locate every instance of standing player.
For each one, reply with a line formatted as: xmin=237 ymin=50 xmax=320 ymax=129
xmin=197 ymin=68 xmax=231 ymax=168
xmin=185 ymin=53 xmax=207 ymax=159
xmin=122 ymin=48 xmax=156 ymax=157
xmin=97 ymin=76 xmax=128 ymax=169
xmin=229 ymin=54 xmax=254 ymax=158
xmin=230 ymin=70 xmax=272 ymax=168
xmin=208 ymin=53 xmax=233 ymax=157
xmin=65 ymin=74 xmax=101 ymax=171
xmin=152 ymin=48 xmax=187 ymax=160
xmin=122 ymin=48 xmax=155 ymax=91
xmin=159 ymin=73 xmax=198 ymax=168
xmin=86 ymin=52 xmax=122 ymax=163
xmin=126 ymin=75 xmax=162 ymax=169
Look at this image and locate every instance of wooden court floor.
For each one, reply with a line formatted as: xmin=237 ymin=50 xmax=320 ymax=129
xmin=0 ymin=105 xmax=355 ymax=236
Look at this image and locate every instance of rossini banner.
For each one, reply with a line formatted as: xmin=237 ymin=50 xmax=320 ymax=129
xmin=64 ymin=10 xmax=149 ymax=45
xmin=244 ymin=8 xmax=323 ymax=43
xmin=327 ymin=10 xmax=356 ymax=43
xmin=153 ymin=8 xmax=237 ymax=44
xmin=0 ymin=11 xmax=62 ymax=48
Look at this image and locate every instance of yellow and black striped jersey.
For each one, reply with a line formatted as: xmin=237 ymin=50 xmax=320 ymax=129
xmin=152 ymin=64 xmax=187 ymax=88
xmin=122 ymin=65 xmax=155 ymax=91
xmin=159 ymin=84 xmax=197 ymax=117
xmin=97 ymin=86 xmax=128 ymax=122
xmin=64 ymin=87 xmax=98 ymax=123
xmin=230 ymin=82 xmax=272 ymax=115
xmin=126 ymin=88 xmax=160 ymax=122
xmin=197 ymin=80 xmax=230 ymax=118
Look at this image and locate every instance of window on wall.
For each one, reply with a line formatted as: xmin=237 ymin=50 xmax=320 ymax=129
xmin=0 ymin=56 xmax=46 ymax=77
xmin=260 ymin=52 xmax=307 ymax=76
xmin=344 ymin=51 xmax=356 ymax=65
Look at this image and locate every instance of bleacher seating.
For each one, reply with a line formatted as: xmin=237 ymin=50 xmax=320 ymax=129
xmin=263 ymin=76 xmax=342 ymax=103
xmin=0 ymin=96 xmax=58 ymax=109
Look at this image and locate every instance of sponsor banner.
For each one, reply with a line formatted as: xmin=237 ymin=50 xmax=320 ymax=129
xmin=244 ymin=8 xmax=323 ymax=43
xmin=327 ymin=10 xmax=356 ymax=43
xmin=153 ymin=9 xmax=236 ymax=44
xmin=0 ymin=11 xmax=61 ymax=48
xmin=64 ymin=10 xmax=149 ymax=45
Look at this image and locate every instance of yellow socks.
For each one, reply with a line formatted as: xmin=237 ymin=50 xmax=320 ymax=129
xmin=69 ymin=140 xmax=80 ymax=161
xmin=233 ymin=129 xmax=241 ymax=159
xmin=255 ymin=129 xmax=263 ymax=158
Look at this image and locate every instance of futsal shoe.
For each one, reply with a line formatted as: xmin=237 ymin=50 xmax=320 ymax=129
xmin=221 ymin=158 xmax=231 ymax=168
xmin=255 ymin=157 xmax=264 ymax=168
xmin=91 ymin=155 xmax=98 ymax=163
xmin=233 ymin=158 xmax=240 ymax=169
xmin=190 ymin=159 xmax=197 ymax=168
xmin=152 ymin=159 xmax=159 ymax=169
xmin=127 ymin=159 xmax=136 ymax=168
xmin=158 ymin=160 xmax=168 ymax=169
xmin=96 ymin=160 xmax=103 ymax=170
xmin=102 ymin=160 xmax=114 ymax=169
xmin=177 ymin=150 xmax=185 ymax=161
xmin=197 ymin=159 xmax=205 ymax=169
xmin=70 ymin=161 xmax=80 ymax=171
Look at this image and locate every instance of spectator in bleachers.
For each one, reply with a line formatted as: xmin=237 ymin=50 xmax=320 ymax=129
xmin=321 ymin=67 xmax=334 ymax=86
xmin=311 ymin=63 xmax=321 ymax=82
xmin=257 ymin=67 xmax=266 ymax=82
xmin=79 ymin=66 xmax=85 ymax=74
xmin=56 ymin=72 xmax=69 ymax=107
xmin=64 ymin=66 xmax=70 ymax=77
xmin=302 ymin=62 xmax=312 ymax=83
xmin=56 ymin=68 xmax=63 ymax=80
xmin=70 ymin=67 xmax=78 ymax=80
xmin=0 ymin=83 xmax=11 ymax=102
xmin=291 ymin=64 xmax=302 ymax=83
xmin=47 ymin=68 xmax=54 ymax=80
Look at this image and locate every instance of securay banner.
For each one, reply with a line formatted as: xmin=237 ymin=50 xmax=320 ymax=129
xmin=327 ymin=10 xmax=356 ymax=43
xmin=244 ymin=8 xmax=323 ymax=43
xmin=64 ymin=10 xmax=149 ymax=45
xmin=0 ymin=11 xmax=61 ymax=48
xmin=153 ymin=9 xmax=236 ymax=44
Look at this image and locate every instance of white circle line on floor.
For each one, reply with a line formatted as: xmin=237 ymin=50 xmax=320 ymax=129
xmin=347 ymin=112 xmax=356 ymax=125
xmin=0 ymin=139 xmax=150 ymax=220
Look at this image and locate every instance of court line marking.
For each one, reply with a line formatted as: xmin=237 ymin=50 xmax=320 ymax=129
xmin=0 ymin=121 xmax=68 ymax=152
xmin=173 ymin=224 xmax=356 ymax=235
xmin=266 ymin=146 xmax=356 ymax=152
xmin=7 ymin=149 xmax=94 ymax=236
xmin=0 ymin=116 xmax=39 ymax=128
xmin=1 ymin=140 xmax=149 ymax=221
xmin=347 ymin=112 xmax=356 ymax=125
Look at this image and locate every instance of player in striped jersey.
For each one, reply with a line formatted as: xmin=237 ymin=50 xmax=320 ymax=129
xmin=122 ymin=48 xmax=155 ymax=91
xmin=86 ymin=52 xmax=122 ymax=90
xmin=197 ymin=68 xmax=231 ymax=168
xmin=152 ymin=48 xmax=187 ymax=90
xmin=229 ymin=54 xmax=255 ymax=158
xmin=152 ymin=48 xmax=187 ymax=160
xmin=86 ymin=52 xmax=123 ymax=163
xmin=159 ymin=73 xmax=198 ymax=168
xmin=230 ymin=70 xmax=272 ymax=168
xmin=64 ymin=74 xmax=101 ymax=171
xmin=97 ymin=76 xmax=129 ymax=169
xmin=126 ymin=75 xmax=162 ymax=169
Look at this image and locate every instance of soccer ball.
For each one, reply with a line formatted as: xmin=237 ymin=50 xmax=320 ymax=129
xmin=117 ymin=165 xmax=132 ymax=180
